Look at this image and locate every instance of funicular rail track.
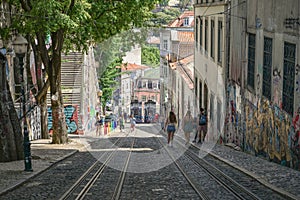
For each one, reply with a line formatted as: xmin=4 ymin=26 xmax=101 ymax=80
xmin=157 ymin=128 xmax=290 ymax=200
xmin=185 ymin=147 xmax=261 ymax=200
xmin=154 ymin=136 xmax=210 ymax=199
xmin=60 ymin=132 xmax=136 ymax=200
xmin=187 ymin=142 xmax=296 ymax=200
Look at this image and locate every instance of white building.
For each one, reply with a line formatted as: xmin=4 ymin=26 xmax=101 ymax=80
xmin=160 ymin=10 xmax=195 ymax=122
xmin=194 ymin=0 xmax=228 ymax=141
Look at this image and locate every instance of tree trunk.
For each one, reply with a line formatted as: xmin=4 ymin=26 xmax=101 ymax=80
xmin=50 ymin=30 xmax=68 ymax=144
xmin=31 ymin=38 xmax=49 ymax=140
xmin=0 ymin=53 xmax=24 ymax=162
xmin=40 ymin=94 xmax=49 ymax=139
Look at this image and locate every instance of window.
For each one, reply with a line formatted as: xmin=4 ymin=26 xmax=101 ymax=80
xmin=148 ymin=80 xmax=153 ymax=89
xmin=210 ymin=94 xmax=214 ymax=123
xmin=211 ymin=20 xmax=215 ymax=59
xmin=262 ymin=37 xmax=272 ymax=100
xmin=163 ymin=40 xmax=168 ymax=50
xmin=195 ymin=17 xmax=199 ymax=50
xmin=199 ymin=80 xmax=202 ymax=109
xmin=142 ymin=95 xmax=147 ymax=102
xmin=217 ymin=21 xmax=223 ymax=63
xmin=200 ymin=17 xmax=203 ymax=49
xmin=217 ymin=100 xmax=221 ymax=132
xmin=184 ymin=18 xmax=189 ymax=26
xmin=282 ymin=42 xmax=296 ymax=115
xmin=142 ymin=81 xmax=147 ymax=88
xmin=195 ymin=77 xmax=198 ymax=97
xmin=205 ymin=20 xmax=208 ymax=54
xmin=153 ymin=82 xmax=158 ymax=89
xmin=138 ymin=80 xmax=142 ymax=88
xmin=247 ymin=33 xmax=256 ymax=88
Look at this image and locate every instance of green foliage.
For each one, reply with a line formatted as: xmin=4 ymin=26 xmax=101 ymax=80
xmin=94 ymin=27 xmax=151 ymax=76
xmin=141 ymin=45 xmax=160 ymax=68
xmin=178 ymin=0 xmax=193 ymax=11
xmin=99 ymin=57 xmax=122 ymax=108
xmin=159 ymin=0 xmax=170 ymax=7
xmin=7 ymin=0 xmax=159 ymax=53
xmin=151 ymin=7 xmax=181 ymax=25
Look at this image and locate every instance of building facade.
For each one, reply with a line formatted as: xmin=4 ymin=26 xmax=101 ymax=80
xmin=160 ymin=10 xmax=195 ymax=122
xmin=194 ymin=0 xmax=228 ymax=141
xmin=228 ymin=0 xmax=300 ymax=170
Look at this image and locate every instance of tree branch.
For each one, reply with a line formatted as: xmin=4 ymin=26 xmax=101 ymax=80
xmin=35 ymin=78 xmax=49 ymax=104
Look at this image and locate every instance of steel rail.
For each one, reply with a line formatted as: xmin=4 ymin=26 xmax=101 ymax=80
xmin=155 ymin=136 xmax=211 ymax=200
xmin=185 ymin=148 xmax=261 ymax=200
xmin=59 ymin=132 xmax=128 ymax=200
xmin=111 ymin=135 xmax=137 ymax=200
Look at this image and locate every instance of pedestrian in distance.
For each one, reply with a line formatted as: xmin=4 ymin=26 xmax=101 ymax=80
xmin=119 ymin=114 xmax=125 ymax=132
xmin=129 ymin=114 xmax=136 ymax=132
xmin=95 ymin=112 xmax=102 ymax=136
xmin=181 ymin=110 xmax=194 ymax=145
xmin=164 ymin=111 xmax=177 ymax=147
xmin=198 ymin=108 xmax=207 ymax=143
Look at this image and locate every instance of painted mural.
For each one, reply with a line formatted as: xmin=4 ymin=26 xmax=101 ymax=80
xmin=224 ymin=81 xmax=242 ymax=146
xmin=28 ymin=106 xmax=41 ymax=140
xmin=47 ymin=105 xmax=79 ymax=134
xmin=244 ymin=100 xmax=299 ymax=170
xmin=225 ymin=82 xmax=300 ymax=170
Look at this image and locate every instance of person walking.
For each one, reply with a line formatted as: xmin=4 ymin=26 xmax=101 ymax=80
xmin=119 ymin=114 xmax=125 ymax=132
xmin=198 ymin=108 xmax=207 ymax=143
xmin=164 ymin=111 xmax=177 ymax=147
xmin=95 ymin=112 xmax=102 ymax=136
xmin=182 ymin=110 xmax=194 ymax=145
xmin=129 ymin=114 xmax=136 ymax=133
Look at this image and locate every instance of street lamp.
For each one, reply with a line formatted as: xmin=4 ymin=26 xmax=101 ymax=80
xmin=12 ymin=34 xmax=32 ymax=172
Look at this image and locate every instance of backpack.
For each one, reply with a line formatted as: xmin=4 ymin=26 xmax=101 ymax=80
xmin=199 ymin=114 xmax=206 ymax=125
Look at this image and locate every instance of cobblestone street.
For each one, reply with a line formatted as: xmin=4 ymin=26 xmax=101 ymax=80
xmin=0 ymin=124 xmax=299 ymax=199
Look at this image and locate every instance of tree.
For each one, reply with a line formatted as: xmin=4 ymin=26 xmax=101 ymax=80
xmin=141 ymin=45 xmax=160 ymax=68
xmin=0 ymin=52 xmax=24 ymax=162
xmin=4 ymin=0 xmax=159 ymax=145
xmin=99 ymin=58 xmax=122 ymax=114
xmin=151 ymin=7 xmax=181 ymax=26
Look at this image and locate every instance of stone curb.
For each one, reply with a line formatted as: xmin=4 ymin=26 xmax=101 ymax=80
xmin=0 ymin=150 xmax=79 ymax=196
xmin=208 ymin=151 xmax=299 ymax=200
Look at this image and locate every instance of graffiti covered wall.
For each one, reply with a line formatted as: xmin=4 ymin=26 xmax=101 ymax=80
xmin=28 ymin=106 xmax=41 ymax=140
xmin=225 ymin=82 xmax=300 ymax=170
xmin=243 ymin=99 xmax=299 ymax=170
xmin=224 ymin=81 xmax=242 ymax=146
xmin=48 ymin=105 xmax=79 ymax=134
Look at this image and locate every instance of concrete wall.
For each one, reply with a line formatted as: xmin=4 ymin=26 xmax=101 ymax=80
xmin=227 ymin=0 xmax=300 ymax=170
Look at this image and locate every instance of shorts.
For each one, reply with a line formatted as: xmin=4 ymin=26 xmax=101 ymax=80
xmin=198 ymin=125 xmax=207 ymax=132
xmin=167 ymin=124 xmax=176 ymax=132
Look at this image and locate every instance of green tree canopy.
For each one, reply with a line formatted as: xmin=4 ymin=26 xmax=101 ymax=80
xmin=100 ymin=57 xmax=122 ymax=112
xmin=141 ymin=45 xmax=160 ymax=68
xmin=4 ymin=0 xmax=160 ymax=144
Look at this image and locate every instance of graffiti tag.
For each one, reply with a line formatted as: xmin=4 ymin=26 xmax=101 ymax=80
xmin=47 ymin=105 xmax=79 ymax=134
xmin=284 ymin=18 xmax=300 ymax=29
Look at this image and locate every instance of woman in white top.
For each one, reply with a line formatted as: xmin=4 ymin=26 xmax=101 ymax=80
xmin=181 ymin=110 xmax=194 ymax=145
